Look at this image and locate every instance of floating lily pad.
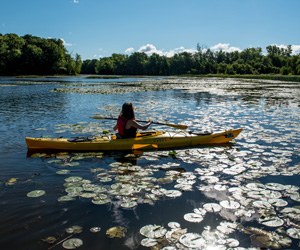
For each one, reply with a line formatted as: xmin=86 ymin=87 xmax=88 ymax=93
xmin=58 ymin=195 xmax=76 ymax=202
xmin=27 ymin=190 xmax=46 ymax=198
xmin=30 ymin=153 xmax=47 ymax=158
xmin=220 ymin=200 xmax=240 ymax=209
xmin=106 ymin=226 xmax=127 ymax=238
xmin=252 ymin=200 xmax=272 ymax=209
xmin=66 ymin=225 xmax=83 ymax=234
xmin=140 ymin=225 xmax=167 ymax=238
xmin=62 ymin=238 xmax=83 ymax=249
xmin=42 ymin=236 xmax=56 ymax=244
xmin=179 ymin=233 xmax=205 ymax=248
xmin=268 ymin=198 xmax=288 ymax=207
xmin=286 ymin=228 xmax=300 ymax=239
xmin=184 ymin=213 xmax=204 ymax=223
xmin=225 ymin=238 xmax=239 ymax=247
xmin=140 ymin=238 xmax=157 ymax=247
xmin=6 ymin=178 xmax=18 ymax=186
xmin=99 ymin=177 xmax=112 ymax=182
xmin=92 ymin=197 xmax=111 ymax=205
xmin=65 ymin=176 xmax=83 ymax=183
xmin=246 ymin=182 xmax=265 ymax=191
xmin=79 ymin=192 xmax=97 ymax=198
xmin=164 ymin=190 xmax=182 ymax=198
xmin=170 ymin=228 xmax=188 ymax=242
xmin=90 ymin=227 xmax=101 ymax=233
xmin=93 ymin=186 xmax=107 ymax=193
xmin=120 ymin=201 xmax=138 ymax=208
xmin=217 ymin=221 xmax=238 ymax=234
xmin=259 ymin=216 xmax=284 ymax=227
xmin=203 ymin=203 xmax=222 ymax=212
xmin=65 ymin=186 xmax=83 ymax=193
xmin=265 ymin=182 xmax=286 ymax=191
xmin=57 ymin=169 xmax=71 ymax=175
xmin=168 ymin=222 xmax=181 ymax=229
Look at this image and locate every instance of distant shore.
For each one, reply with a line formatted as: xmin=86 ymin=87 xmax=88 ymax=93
xmin=4 ymin=74 xmax=300 ymax=82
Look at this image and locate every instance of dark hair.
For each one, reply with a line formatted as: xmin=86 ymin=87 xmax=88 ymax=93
xmin=121 ymin=102 xmax=135 ymax=119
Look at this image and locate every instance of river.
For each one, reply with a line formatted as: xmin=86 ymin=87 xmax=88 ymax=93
xmin=0 ymin=76 xmax=300 ymax=250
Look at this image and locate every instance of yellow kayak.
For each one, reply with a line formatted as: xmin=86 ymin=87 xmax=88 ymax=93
xmin=26 ymin=128 xmax=242 ymax=151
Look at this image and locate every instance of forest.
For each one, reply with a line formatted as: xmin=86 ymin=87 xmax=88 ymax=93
xmin=81 ymin=44 xmax=300 ymax=76
xmin=0 ymin=33 xmax=82 ymax=75
xmin=1 ymin=33 xmax=300 ymax=76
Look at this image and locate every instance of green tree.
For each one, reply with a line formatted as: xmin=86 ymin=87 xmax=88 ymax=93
xmin=125 ymin=52 xmax=148 ymax=75
xmin=81 ymin=59 xmax=99 ymax=74
xmin=75 ymin=54 xmax=82 ymax=74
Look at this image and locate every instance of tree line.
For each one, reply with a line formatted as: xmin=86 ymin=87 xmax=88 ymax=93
xmin=82 ymin=44 xmax=300 ymax=76
xmin=0 ymin=33 xmax=82 ymax=75
xmin=1 ymin=33 xmax=300 ymax=76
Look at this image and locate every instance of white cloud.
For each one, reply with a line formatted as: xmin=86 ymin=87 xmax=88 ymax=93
xmin=271 ymin=44 xmax=300 ymax=55
xmin=60 ymin=38 xmax=72 ymax=46
xmin=210 ymin=43 xmax=242 ymax=53
xmin=73 ymin=0 xmax=79 ymax=3
xmin=138 ymin=44 xmax=164 ymax=55
xmin=133 ymin=44 xmax=197 ymax=57
xmin=125 ymin=47 xmax=134 ymax=53
xmin=292 ymin=45 xmax=300 ymax=54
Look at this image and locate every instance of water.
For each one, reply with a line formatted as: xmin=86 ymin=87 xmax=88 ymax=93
xmin=0 ymin=76 xmax=300 ymax=249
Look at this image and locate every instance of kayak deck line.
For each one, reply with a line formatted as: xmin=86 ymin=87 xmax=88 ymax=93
xmin=26 ymin=128 xmax=243 ymax=151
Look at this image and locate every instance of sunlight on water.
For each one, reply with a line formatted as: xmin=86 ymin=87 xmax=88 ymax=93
xmin=0 ymin=76 xmax=300 ymax=249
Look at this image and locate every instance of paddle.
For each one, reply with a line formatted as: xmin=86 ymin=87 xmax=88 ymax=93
xmin=90 ymin=116 xmax=188 ymax=130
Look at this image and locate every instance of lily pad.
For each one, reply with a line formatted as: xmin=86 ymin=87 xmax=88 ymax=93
xmin=65 ymin=186 xmax=83 ymax=193
xmin=27 ymin=190 xmax=46 ymax=198
xmin=120 ymin=201 xmax=138 ymax=208
xmin=62 ymin=238 xmax=83 ymax=249
xmin=259 ymin=216 xmax=284 ymax=227
xmin=91 ymin=197 xmax=111 ymax=205
xmin=79 ymin=192 xmax=97 ymax=198
xmin=179 ymin=233 xmax=205 ymax=248
xmin=168 ymin=222 xmax=181 ymax=229
xmin=106 ymin=226 xmax=127 ymax=238
xmin=66 ymin=225 xmax=83 ymax=234
xmin=164 ymin=190 xmax=182 ymax=198
xmin=220 ymin=200 xmax=240 ymax=209
xmin=140 ymin=225 xmax=167 ymax=238
xmin=57 ymin=169 xmax=71 ymax=175
xmin=140 ymin=238 xmax=157 ymax=247
xmin=203 ymin=203 xmax=222 ymax=212
xmin=90 ymin=227 xmax=101 ymax=233
xmin=58 ymin=195 xmax=76 ymax=202
xmin=265 ymin=182 xmax=286 ymax=191
xmin=184 ymin=213 xmax=204 ymax=223
xmin=286 ymin=228 xmax=300 ymax=239
xmin=65 ymin=176 xmax=83 ymax=183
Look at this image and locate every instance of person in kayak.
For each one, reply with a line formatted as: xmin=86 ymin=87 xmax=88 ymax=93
xmin=114 ymin=102 xmax=152 ymax=139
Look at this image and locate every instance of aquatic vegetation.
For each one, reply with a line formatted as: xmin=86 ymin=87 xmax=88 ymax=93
xmin=106 ymin=226 xmax=127 ymax=238
xmin=62 ymin=238 xmax=83 ymax=249
xmin=11 ymin=77 xmax=300 ymax=249
xmin=27 ymin=190 xmax=46 ymax=198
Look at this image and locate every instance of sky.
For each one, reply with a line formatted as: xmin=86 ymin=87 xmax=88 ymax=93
xmin=1 ymin=0 xmax=300 ymax=60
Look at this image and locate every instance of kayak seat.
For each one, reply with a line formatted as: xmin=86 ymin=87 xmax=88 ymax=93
xmin=189 ymin=131 xmax=212 ymax=136
xmin=67 ymin=136 xmax=95 ymax=142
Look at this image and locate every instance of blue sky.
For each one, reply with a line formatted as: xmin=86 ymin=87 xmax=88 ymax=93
xmin=1 ymin=0 xmax=300 ymax=60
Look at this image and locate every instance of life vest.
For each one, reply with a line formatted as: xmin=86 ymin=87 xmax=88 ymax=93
xmin=117 ymin=116 xmax=129 ymax=136
xmin=117 ymin=116 xmax=137 ymax=138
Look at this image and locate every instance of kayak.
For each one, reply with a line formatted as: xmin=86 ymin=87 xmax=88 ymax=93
xmin=26 ymin=128 xmax=242 ymax=151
